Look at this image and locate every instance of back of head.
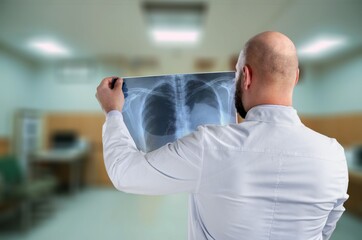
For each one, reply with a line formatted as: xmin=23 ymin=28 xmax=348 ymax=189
xmin=244 ymin=31 xmax=298 ymax=87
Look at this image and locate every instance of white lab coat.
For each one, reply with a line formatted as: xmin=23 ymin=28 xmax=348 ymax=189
xmin=102 ymin=104 xmax=348 ymax=240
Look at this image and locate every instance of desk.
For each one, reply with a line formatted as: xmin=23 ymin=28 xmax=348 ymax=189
xmin=31 ymin=148 xmax=88 ymax=193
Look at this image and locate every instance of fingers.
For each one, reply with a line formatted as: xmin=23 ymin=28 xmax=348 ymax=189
xmin=96 ymin=77 xmax=113 ymax=102
xmin=113 ymin=78 xmax=124 ymax=92
xmin=100 ymin=77 xmax=113 ymax=87
xmin=98 ymin=76 xmax=119 ymax=89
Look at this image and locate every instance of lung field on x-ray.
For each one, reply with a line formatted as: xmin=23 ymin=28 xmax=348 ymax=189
xmin=122 ymin=72 xmax=236 ymax=152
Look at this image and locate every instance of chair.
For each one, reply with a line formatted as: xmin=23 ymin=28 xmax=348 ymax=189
xmin=0 ymin=155 xmax=57 ymax=231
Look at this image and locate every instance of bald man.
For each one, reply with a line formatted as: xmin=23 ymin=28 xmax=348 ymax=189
xmin=96 ymin=31 xmax=348 ymax=240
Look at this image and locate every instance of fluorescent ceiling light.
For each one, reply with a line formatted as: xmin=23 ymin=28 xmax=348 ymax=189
xmin=299 ymin=38 xmax=345 ymax=55
xmin=143 ymin=2 xmax=205 ymax=46
xmin=151 ymin=28 xmax=200 ymax=44
xmin=29 ymin=40 xmax=69 ymax=56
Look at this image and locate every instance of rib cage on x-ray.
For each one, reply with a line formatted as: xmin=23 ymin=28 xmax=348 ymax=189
xmin=122 ymin=72 xmax=236 ymax=152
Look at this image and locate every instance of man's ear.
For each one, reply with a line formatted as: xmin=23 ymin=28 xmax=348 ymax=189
xmin=243 ymin=65 xmax=252 ymax=90
xmin=295 ymin=68 xmax=300 ymax=86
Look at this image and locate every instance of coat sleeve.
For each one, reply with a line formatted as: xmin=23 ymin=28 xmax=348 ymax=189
xmin=322 ymin=192 xmax=349 ymax=240
xmin=102 ymin=111 xmax=204 ymax=195
xmin=322 ymin=149 xmax=349 ymax=240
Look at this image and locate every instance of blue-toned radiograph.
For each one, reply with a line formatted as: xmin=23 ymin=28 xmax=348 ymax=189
xmin=122 ymin=72 xmax=236 ymax=152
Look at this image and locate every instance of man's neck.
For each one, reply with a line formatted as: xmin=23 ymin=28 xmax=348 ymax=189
xmin=248 ymin=96 xmax=293 ymax=111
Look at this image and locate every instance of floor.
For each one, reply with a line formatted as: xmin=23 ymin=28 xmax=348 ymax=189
xmin=0 ymin=188 xmax=361 ymax=240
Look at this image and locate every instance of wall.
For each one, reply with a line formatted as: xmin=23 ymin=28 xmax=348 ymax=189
xmin=31 ymin=60 xmax=121 ymax=112
xmin=30 ymin=56 xmax=235 ymax=112
xmin=2 ymin=43 xmax=362 ymax=143
xmin=291 ymin=48 xmax=362 ymax=116
xmin=293 ymin=64 xmax=320 ymax=115
xmin=0 ymin=45 xmax=38 ymax=138
xmin=1 ymin=49 xmax=360 ymax=119
xmin=314 ymin=50 xmax=362 ymax=114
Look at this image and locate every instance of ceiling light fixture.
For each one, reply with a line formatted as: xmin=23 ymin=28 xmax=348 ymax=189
xmin=143 ymin=2 xmax=206 ymax=46
xmin=29 ymin=40 xmax=69 ymax=56
xmin=299 ymin=38 xmax=345 ymax=55
xmin=151 ymin=28 xmax=200 ymax=44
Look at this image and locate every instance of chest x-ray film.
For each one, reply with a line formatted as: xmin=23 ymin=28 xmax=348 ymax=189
xmin=122 ymin=72 xmax=236 ymax=152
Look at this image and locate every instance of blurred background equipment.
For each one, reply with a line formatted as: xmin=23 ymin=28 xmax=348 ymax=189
xmin=13 ymin=110 xmax=43 ymax=179
xmin=31 ymin=130 xmax=89 ymax=193
xmin=0 ymin=0 xmax=362 ymax=239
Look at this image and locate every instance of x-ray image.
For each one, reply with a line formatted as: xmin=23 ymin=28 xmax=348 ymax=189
xmin=122 ymin=72 xmax=236 ymax=152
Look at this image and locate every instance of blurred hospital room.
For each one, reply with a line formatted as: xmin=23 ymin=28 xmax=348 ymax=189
xmin=0 ymin=0 xmax=362 ymax=239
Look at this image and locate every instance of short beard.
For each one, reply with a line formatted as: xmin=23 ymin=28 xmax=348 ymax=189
xmin=234 ymin=77 xmax=248 ymax=119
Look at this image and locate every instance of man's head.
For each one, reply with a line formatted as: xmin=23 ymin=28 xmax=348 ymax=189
xmin=234 ymin=31 xmax=299 ymax=118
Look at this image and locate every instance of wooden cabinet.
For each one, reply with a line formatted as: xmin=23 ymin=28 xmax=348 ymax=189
xmin=44 ymin=112 xmax=112 ymax=186
xmin=345 ymin=171 xmax=362 ymax=216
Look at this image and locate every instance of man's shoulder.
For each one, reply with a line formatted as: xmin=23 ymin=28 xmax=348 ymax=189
xmin=301 ymin=124 xmax=345 ymax=158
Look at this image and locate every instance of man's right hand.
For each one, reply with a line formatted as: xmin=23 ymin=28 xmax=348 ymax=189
xmin=96 ymin=76 xmax=125 ymax=114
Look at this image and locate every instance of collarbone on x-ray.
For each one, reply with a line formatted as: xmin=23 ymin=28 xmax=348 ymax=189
xmin=122 ymin=72 xmax=236 ymax=152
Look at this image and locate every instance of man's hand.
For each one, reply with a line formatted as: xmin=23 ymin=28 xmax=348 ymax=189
xmin=96 ymin=76 xmax=125 ymax=113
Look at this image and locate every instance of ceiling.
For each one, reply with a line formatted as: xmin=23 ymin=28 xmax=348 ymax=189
xmin=0 ymin=0 xmax=361 ymax=66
